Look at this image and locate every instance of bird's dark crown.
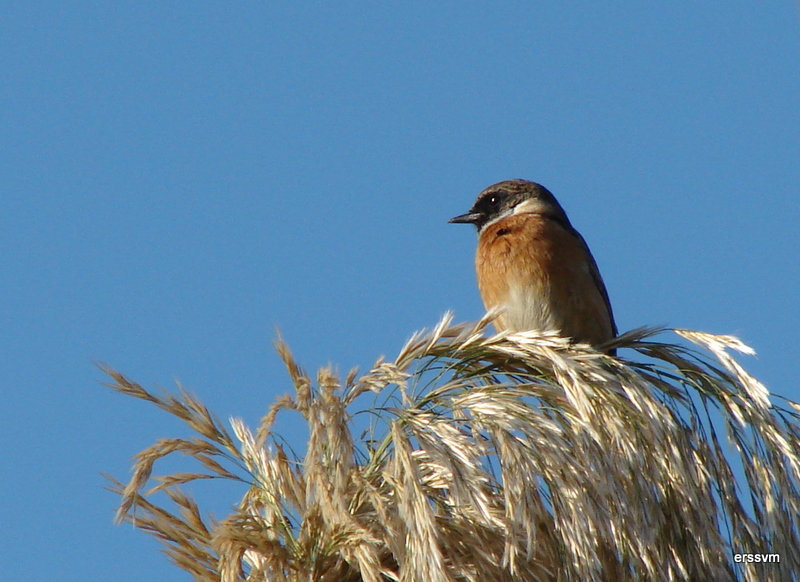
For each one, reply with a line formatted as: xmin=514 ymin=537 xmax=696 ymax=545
xmin=450 ymin=179 xmax=570 ymax=232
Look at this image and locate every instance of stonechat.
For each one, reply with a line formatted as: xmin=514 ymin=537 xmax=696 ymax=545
xmin=449 ymin=179 xmax=617 ymax=352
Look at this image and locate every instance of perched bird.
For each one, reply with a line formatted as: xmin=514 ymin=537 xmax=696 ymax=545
xmin=449 ymin=179 xmax=617 ymax=352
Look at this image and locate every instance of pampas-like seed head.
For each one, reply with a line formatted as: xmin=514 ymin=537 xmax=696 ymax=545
xmin=107 ymin=316 xmax=800 ymax=581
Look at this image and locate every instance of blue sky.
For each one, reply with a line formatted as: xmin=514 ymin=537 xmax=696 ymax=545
xmin=1 ymin=3 xmax=799 ymax=580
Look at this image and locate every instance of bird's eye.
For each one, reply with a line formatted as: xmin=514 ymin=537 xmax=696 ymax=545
xmin=478 ymin=192 xmax=503 ymax=214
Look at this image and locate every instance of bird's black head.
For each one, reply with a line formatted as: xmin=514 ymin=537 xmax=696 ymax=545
xmin=449 ymin=179 xmax=570 ymax=232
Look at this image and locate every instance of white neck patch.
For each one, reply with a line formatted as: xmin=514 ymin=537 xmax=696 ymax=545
xmin=513 ymin=198 xmax=551 ymax=216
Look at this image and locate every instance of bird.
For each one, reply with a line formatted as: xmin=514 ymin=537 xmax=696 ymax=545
xmin=449 ymin=179 xmax=617 ymax=352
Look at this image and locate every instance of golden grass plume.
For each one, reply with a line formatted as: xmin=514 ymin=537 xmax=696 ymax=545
xmin=106 ymin=313 xmax=800 ymax=581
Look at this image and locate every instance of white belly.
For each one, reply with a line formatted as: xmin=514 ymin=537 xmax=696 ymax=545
xmin=500 ymin=282 xmax=562 ymax=333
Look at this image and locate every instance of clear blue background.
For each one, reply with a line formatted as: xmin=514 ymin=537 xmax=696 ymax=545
xmin=1 ymin=3 xmax=798 ymax=580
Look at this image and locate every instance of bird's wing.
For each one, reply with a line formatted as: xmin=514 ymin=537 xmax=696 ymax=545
xmin=573 ymin=229 xmax=618 ymax=337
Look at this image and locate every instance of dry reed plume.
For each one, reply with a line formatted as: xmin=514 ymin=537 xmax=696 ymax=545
xmin=106 ymin=313 xmax=800 ymax=581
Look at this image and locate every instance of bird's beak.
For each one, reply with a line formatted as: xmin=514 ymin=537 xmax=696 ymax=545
xmin=448 ymin=212 xmax=481 ymax=224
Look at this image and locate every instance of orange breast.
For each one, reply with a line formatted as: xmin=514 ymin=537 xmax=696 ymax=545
xmin=475 ymin=214 xmax=614 ymax=346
